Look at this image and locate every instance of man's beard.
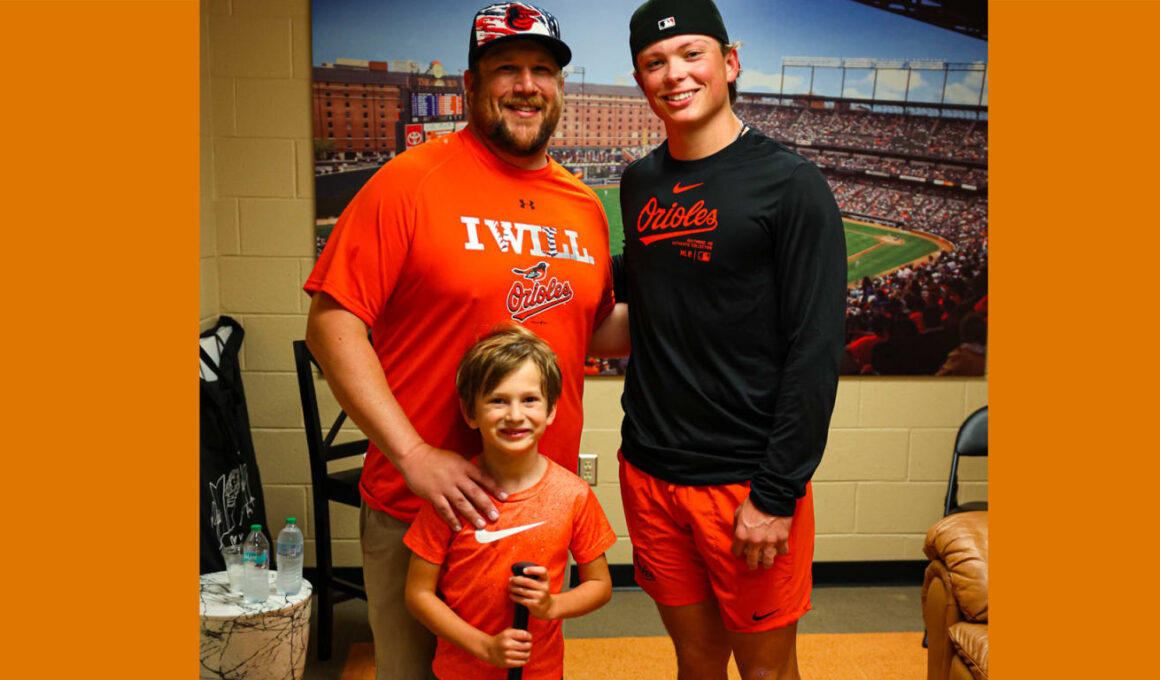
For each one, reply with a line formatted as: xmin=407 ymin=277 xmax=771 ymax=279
xmin=470 ymin=92 xmax=562 ymax=159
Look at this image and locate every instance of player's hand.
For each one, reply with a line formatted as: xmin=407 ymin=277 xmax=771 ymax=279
xmin=395 ymin=442 xmax=504 ymax=531
xmin=731 ymin=496 xmax=793 ymax=570
xmin=481 ymin=628 xmax=533 ymax=668
xmin=510 ymin=565 xmax=554 ymax=619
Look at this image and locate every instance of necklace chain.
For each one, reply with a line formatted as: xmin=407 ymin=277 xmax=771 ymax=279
xmin=735 ymin=119 xmax=749 ymax=141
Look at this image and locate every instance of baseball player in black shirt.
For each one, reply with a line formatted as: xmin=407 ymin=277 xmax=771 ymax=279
xmin=601 ymin=1 xmax=847 ymax=678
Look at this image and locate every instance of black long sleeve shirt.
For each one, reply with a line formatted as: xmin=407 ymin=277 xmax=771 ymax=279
xmin=617 ymin=130 xmax=847 ymax=517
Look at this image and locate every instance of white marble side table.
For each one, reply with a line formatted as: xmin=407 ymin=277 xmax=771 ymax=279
xmin=199 ymin=571 xmax=313 ymax=680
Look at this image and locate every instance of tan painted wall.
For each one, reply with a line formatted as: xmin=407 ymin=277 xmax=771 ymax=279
xmin=201 ymin=0 xmax=988 ymax=568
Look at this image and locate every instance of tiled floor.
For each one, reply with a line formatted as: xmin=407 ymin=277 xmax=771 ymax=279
xmin=302 ymin=585 xmax=924 ymax=679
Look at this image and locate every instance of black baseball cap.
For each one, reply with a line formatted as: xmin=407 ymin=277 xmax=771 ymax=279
xmin=629 ymin=0 xmax=730 ymax=66
xmin=469 ymin=2 xmax=572 ymax=68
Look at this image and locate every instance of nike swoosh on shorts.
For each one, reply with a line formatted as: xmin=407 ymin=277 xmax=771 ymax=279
xmin=474 ymin=521 xmax=546 ymax=544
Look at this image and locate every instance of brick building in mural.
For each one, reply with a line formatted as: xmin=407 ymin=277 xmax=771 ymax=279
xmin=312 ymin=61 xmax=403 ymax=156
xmin=554 ymin=82 xmax=665 ymax=152
xmin=311 ymin=59 xmax=665 ymax=161
xmin=312 ymin=59 xmax=465 ymax=158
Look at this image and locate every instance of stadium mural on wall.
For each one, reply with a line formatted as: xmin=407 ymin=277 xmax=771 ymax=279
xmin=311 ymin=0 xmax=988 ymax=377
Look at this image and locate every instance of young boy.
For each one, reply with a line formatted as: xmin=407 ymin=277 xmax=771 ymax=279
xmin=404 ymin=323 xmax=616 ymax=680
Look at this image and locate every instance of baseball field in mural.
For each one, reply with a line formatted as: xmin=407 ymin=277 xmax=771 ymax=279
xmin=312 ymin=0 xmax=988 ymax=376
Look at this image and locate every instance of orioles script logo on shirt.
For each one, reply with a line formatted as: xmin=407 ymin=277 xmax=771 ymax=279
xmin=507 ymin=261 xmax=574 ymax=321
xmin=637 ymin=196 xmax=718 ymax=245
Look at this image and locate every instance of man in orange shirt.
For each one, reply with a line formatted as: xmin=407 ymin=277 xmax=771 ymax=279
xmin=304 ymin=4 xmax=619 ymax=678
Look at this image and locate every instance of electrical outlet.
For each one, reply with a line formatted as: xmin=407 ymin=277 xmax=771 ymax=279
xmin=578 ymin=453 xmax=598 ymax=485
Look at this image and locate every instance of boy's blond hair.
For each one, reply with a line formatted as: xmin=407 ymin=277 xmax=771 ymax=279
xmin=455 ymin=323 xmax=563 ymax=417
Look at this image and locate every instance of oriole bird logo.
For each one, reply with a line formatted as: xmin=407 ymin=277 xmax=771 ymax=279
xmin=512 ymin=261 xmax=549 ymax=280
xmin=505 ymin=4 xmax=539 ymax=30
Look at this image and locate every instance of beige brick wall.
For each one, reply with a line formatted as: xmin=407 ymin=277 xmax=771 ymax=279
xmin=201 ymin=0 xmax=988 ymax=568
xmin=199 ymin=0 xmax=219 ymax=330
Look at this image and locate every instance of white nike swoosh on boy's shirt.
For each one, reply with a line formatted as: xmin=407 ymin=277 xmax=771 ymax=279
xmin=474 ymin=522 xmax=546 ymax=544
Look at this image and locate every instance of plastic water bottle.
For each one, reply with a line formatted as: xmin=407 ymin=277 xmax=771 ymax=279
xmin=243 ymin=524 xmax=270 ymax=603
xmin=275 ymin=517 xmax=304 ymax=596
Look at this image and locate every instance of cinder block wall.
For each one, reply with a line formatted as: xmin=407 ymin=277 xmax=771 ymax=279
xmin=201 ymin=0 xmax=988 ymax=568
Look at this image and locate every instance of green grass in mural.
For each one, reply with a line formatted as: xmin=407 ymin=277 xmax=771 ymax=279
xmin=844 ymin=221 xmax=939 ymax=284
xmin=594 ymin=186 xmax=625 ymax=256
xmin=844 ymin=230 xmax=879 ymax=255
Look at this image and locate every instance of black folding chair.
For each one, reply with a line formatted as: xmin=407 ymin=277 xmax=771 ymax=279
xmin=944 ymin=405 xmax=988 ymax=516
xmin=293 ymin=340 xmax=368 ymax=661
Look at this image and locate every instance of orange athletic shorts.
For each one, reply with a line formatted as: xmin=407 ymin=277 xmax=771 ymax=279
xmin=618 ymin=452 xmax=814 ymax=633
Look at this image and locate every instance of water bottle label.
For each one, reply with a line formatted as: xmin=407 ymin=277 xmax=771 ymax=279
xmin=244 ymin=551 xmax=267 ymax=564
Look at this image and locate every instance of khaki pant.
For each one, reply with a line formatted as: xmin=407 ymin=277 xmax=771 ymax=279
xmin=360 ymin=503 xmax=437 ymax=680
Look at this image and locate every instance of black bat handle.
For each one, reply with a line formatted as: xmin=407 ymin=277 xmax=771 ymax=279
xmin=508 ymin=561 xmax=540 ymax=680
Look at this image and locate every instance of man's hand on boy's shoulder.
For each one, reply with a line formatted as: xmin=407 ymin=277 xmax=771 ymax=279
xmin=509 ymin=565 xmax=554 ymax=620
xmin=396 ymin=441 xmax=504 ymax=532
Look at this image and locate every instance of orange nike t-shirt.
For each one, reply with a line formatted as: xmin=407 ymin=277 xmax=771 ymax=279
xmin=404 ymin=459 xmax=616 ymax=680
xmin=304 ymin=128 xmax=615 ymax=522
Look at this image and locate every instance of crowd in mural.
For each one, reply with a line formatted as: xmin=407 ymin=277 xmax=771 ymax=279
xmin=826 ymin=177 xmax=987 ymax=243
xmin=797 ymin=148 xmax=987 ymax=187
xmin=733 ymin=103 xmax=988 ymax=163
xmin=841 ymin=239 xmax=987 ymax=376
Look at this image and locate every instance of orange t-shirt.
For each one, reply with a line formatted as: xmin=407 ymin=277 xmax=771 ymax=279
xmin=304 ymin=128 xmax=615 ymax=522
xmin=405 ymin=459 xmax=616 ymax=680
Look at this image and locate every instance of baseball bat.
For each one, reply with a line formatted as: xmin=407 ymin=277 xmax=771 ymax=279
xmin=508 ymin=561 xmax=540 ymax=680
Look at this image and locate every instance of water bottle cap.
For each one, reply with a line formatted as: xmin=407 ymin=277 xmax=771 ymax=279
xmin=251 ymin=524 xmax=262 ymax=531
xmin=286 ymin=517 xmax=297 ymax=524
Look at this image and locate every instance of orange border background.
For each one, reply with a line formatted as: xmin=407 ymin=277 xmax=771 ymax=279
xmin=0 ymin=0 xmax=1153 ymax=676
xmin=0 ymin=0 xmax=197 ymax=675
xmin=992 ymin=1 xmax=1154 ymax=676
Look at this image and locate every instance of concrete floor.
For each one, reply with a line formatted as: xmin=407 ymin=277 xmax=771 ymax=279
xmin=302 ymin=585 xmax=924 ymax=679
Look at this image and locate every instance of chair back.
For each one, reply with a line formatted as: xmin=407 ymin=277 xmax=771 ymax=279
xmin=293 ymin=340 xmax=369 ymax=476
xmin=955 ymin=406 xmax=988 ymax=457
xmin=945 ymin=405 xmax=988 ymax=516
xmin=292 ymin=339 xmax=369 ymax=661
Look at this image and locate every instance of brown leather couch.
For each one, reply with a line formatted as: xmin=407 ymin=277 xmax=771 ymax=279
xmin=922 ymin=511 xmax=988 ymax=680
